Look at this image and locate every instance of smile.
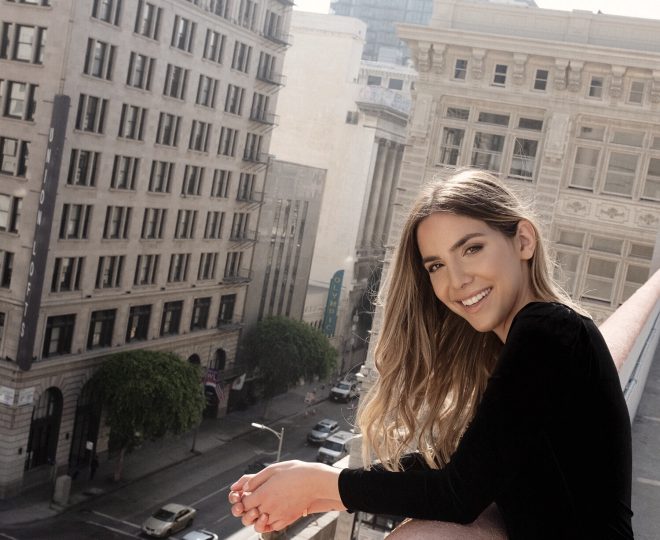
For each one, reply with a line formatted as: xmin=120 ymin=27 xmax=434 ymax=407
xmin=459 ymin=288 xmax=492 ymax=307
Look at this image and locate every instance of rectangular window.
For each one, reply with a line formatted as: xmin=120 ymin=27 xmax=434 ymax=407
xmin=231 ymin=41 xmax=252 ymax=73
xmin=509 ymin=138 xmax=538 ymax=180
xmin=446 ymin=107 xmax=469 ymax=120
xmin=250 ymin=92 xmax=270 ymax=122
xmin=171 ymin=15 xmax=195 ymax=53
xmin=454 ymin=59 xmax=467 ymax=80
xmin=197 ymin=252 xmax=218 ymax=280
xmin=67 ymin=149 xmax=99 ymax=187
xmin=583 ymin=257 xmax=617 ymax=303
xmin=577 ymin=125 xmax=605 ymax=141
xmin=471 ymin=132 xmax=505 ymax=173
xmin=211 ymin=169 xmax=231 ymax=196
xmin=148 ymin=161 xmax=173 ymax=193
xmin=103 ymin=206 xmax=132 ymax=239
xmin=43 ymin=314 xmax=75 ymax=358
xmin=161 ymin=301 xmax=183 ymax=336
xmin=0 ymin=137 xmax=29 ymax=177
xmin=218 ymin=127 xmax=239 ymax=157
xmin=191 ymin=297 xmax=211 ymax=330
xmin=155 ymin=112 xmax=181 ymax=146
xmin=478 ymin=112 xmax=510 ymax=127
xmin=59 ymin=204 xmax=92 ymax=239
xmin=238 ymin=0 xmax=258 ymax=30
xmin=243 ymin=133 xmax=263 ymax=162
xmin=196 ymin=75 xmax=218 ymax=108
xmin=2 ymin=24 xmax=47 ymax=64
xmin=117 ymin=104 xmax=147 ymax=140
xmin=611 ymin=130 xmax=644 ymax=147
xmin=533 ymin=69 xmax=548 ymax=91
xmin=134 ymin=1 xmax=161 ymax=40
xmin=224 ymin=251 xmax=243 ymax=278
xmin=141 ymin=208 xmax=166 ymax=239
xmin=0 ymin=194 xmax=22 ymax=233
xmin=517 ymin=118 xmax=544 ymax=131
xmin=492 ymin=64 xmax=507 ymax=86
xmin=174 ymin=209 xmax=197 ymax=239
xmin=168 ymin=253 xmax=190 ymax=282
xmin=621 ymin=264 xmax=648 ymax=303
xmin=218 ymin=294 xmax=236 ymax=324
xmin=570 ymin=147 xmax=600 ymax=190
xmin=225 ymin=84 xmax=245 ymax=115
xmin=203 ymin=29 xmax=225 ymax=63
xmin=134 ymin=254 xmax=159 ymax=285
xmin=51 ymin=256 xmax=84 ymax=292
xmin=75 ymin=94 xmax=108 ymax=134
xmin=0 ymin=251 xmax=14 ymax=288
xmin=555 ymin=251 xmax=579 ymax=295
xmin=3 ymin=81 xmax=37 ymax=121
xmin=126 ymin=304 xmax=151 ymax=342
xmin=95 ymin=255 xmax=124 ymax=288
xmin=92 ymin=0 xmax=122 ymax=26
xmin=643 ymin=157 xmax=660 ymax=201
xmin=126 ymin=52 xmax=155 ymax=90
xmin=588 ymin=76 xmax=604 ymax=98
xmin=257 ymin=52 xmax=277 ymax=83
xmin=388 ymin=78 xmax=404 ymax=90
xmin=188 ymin=120 xmax=211 ymax=152
xmin=111 ymin=155 xmax=139 ymax=190
xmin=210 ymin=0 xmax=230 ymax=18
xmin=590 ymin=236 xmax=623 ymax=255
xmin=7 ymin=0 xmax=51 ymax=5
xmin=87 ymin=309 xmax=116 ymax=349
xmin=438 ymin=127 xmax=464 ymax=166
xmin=603 ymin=153 xmax=636 ymax=197
xmin=163 ymin=64 xmax=189 ymax=100
xmin=203 ymin=211 xmax=224 ymax=239
xmin=230 ymin=213 xmax=249 ymax=240
xmin=83 ymin=38 xmax=115 ymax=80
xmin=181 ymin=165 xmax=204 ymax=195
xmin=628 ymin=81 xmax=645 ymax=105
xmin=237 ymin=173 xmax=255 ymax=201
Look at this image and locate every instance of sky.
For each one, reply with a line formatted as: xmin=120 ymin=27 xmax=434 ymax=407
xmin=293 ymin=0 xmax=660 ymax=22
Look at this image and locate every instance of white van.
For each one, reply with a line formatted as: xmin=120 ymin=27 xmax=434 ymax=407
xmin=316 ymin=430 xmax=355 ymax=464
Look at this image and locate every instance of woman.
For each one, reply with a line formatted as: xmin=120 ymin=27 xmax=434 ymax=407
xmin=229 ymin=170 xmax=634 ymax=539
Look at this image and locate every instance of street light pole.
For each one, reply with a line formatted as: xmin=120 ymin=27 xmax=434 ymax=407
xmin=251 ymin=423 xmax=285 ymax=462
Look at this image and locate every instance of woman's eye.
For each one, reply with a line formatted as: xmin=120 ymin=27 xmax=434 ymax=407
xmin=427 ymin=262 xmax=444 ymax=273
xmin=465 ymin=245 xmax=482 ymax=256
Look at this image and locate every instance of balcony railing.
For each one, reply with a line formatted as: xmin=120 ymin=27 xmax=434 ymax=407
xmin=262 ymin=31 xmax=292 ymax=47
xmin=250 ymin=111 xmax=279 ymax=126
xmin=356 ymin=85 xmax=412 ymax=116
xmin=256 ymin=71 xmax=287 ymax=86
xmin=236 ymin=190 xmax=264 ymax=204
xmin=274 ymin=0 xmax=295 ymax=5
xmin=229 ymin=229 xmax=257 ymax=243
xmin=242 ymin=151 xmax=272 ymax=165
xmin=221 ymin=268 xmax=252 ymax=284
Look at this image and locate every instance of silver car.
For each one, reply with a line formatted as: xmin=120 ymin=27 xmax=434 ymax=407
xmin=307 ymin=418 xmax=340 ymax=444
xmin=182 ymin=530 xmax=219 ymax=540
xmin=142 ymin=503 xmax=196 ymax=537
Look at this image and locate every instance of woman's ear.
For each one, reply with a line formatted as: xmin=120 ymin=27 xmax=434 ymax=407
xmin=516 ymin=220 xmax=537 ymax=261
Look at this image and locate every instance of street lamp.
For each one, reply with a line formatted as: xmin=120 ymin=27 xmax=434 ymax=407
xmin=251 ymin=423 xmax=284 ymax=463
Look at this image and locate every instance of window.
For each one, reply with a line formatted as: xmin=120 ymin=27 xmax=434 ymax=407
xmin=134 ymin=254 xmax=159 ymax=285
xmin=155 ymin=112 xmax=181 ymax=146
xmin=263 ymin=10 xmax=282 ymax=41
xmin=3 ymin=81 xmax=37 ymax=121
xmin=230 ymin=213 xmax=249 ymax=240
xmin=0 ymin=137 xmax=29 ymax=177
xmin=148 ymin=161 xmax=173 ymax=193
xmin=225 ymin=84 xmax=245 ymax=115
xmin=534 ymin=69 xmax=548 ymax=91
xmin=141 ymin=208 xmax=166 ymax=239
xmin=198 ymin=252 xmax=218 ymax=280
xmin=643 ymin=158 xmax=660 ymax=201
xmin=388 ymin=78 xmax=404 ymax=90
xmin=95 ymin=255 xmax=124 ymax=288
xmin=43 ymin=315 xmax=75 ymax=357
xmin=51 ymin=257 xmax=84 ymax=292
xmin=191 ymin=297 xmax=211 ymax=330
xmin=438 ymin=128 xmax=464 ymax=166
xmin=622 ymin=264 xmax=648 ymax=302
xmin=181 ymin=165 xmax=204 ymax=195
xmin=471 ymin=133 xmax=505 ymax=172
xmin=117 ymin=104 xmax=147 ymax=140
xmin=174 ymin=209 xmax=197 ymax=239
xmin=203 ymin=29 xmax=225 ymax=63
xmin=601 ymin=153 xmax=636 ymax=197
xmin=126 ymin=52 xmax=155 ymax=90
xmin=218 ymin=127 xmax=239 ymax=157
xmin=171 ymin=16 xmax=195 ymax=53
xmin=59 ymin=204 xmax=92 ymax=239
xmin=588 ymin=76 xmax=604 ymax=99
xmin=237 ymin=173 xmax=255 ymax=201
xmin=92 ymin=0 xmax=122 ymax=25
xmin=163 ymin=64 xmax=189 ymax=100
xmin=238 ymin=0 xmax=258 ymax=30
xmin=454 ymin=59 xmax=467 ymax=80
xmin=103 ymin=206 xmax=132 ymax=239
xmin=161 ymin=301 xmax=183 ymax=336
xmin=243 ymin=133 xmax=262 ymax=162
xmin=210 ymin=0 xmax=230 ymax=18
xmin=1 ymin=251 xmax=14 ymax=288
xmin=492 ymin=64 xmax=508 ymax=86
xmin=583 ymin=257 xmax=617 ymax=303
xmin=168 ymin=253 xmax=190 ymax=282
xmin=0 ymin=24 xmax=47 ymax=64
xmin=571 ymin=147 xmax=600 ymax=190
xmin=126 ymin=304 xmax=151 ymax=342
xmin=134 ymin=1 xmax=161 ymax=40
xmin=7 ymin=0 xmax=51 ymax=5
xmin=75 ymin=94 xmax=108 ymax=134
xmin=203 ymin=211 xmax=224 ymax=239
xmin=87 ymin=309 xmax=116 ymax=349
xmin=628 ymin=81 xmax=645 ymax=105
xmin=83 ymin=39 xmax=115 ymax=80
xmin=367 ymin=75 xmax=382 ymax=86
xmin=0 ymin=194 xmax=22 ymax=233
xmin=224 ymin=251 xmax=243 ymax=278
xmin=218 ymin=294 xmax=236 ymax=324
xmin=231 ymin=41 xmax=252 ymax=73
xmin=518 ymin=117 xmax=544 ymax=131
xmin=249 ymin=92 xmax=269 ymax=122
xmin=67 ymin=149 xmax=99 ymax=187
xmin=211 ymin=169 xmax=231 ymax=197
xmin=478 ymin=112 xmax=510 ymax=127
xmin=257 ymin=52 xmax=277 ymax=83
xmin=111 ymin=155 xmax=139 ymax=190
xmin=509 ymin=138 xmax=538 ymax=180
xmin=196 ymin=75 xmax=218 ymax=108
xmin=188 ymin=121 xmax=211 ymax=152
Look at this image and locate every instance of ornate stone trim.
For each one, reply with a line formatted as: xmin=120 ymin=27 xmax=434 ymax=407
xmin=567 ymin=60 xmax=583 ymax=92
xmin=609 ymin=66 xmax=626 ymax=99
xmin=512 ymin=54 xmax=527 ymax=86
xmin=471 ymin=48 xmax=485 ymax=80
xmin=554 ymin=59 xmax=568 ymax=91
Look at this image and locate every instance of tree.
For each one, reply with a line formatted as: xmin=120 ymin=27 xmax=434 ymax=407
xmin=90 ymin=350 xmax=205 ymax=481
xmin=244 ymin=317 xmax=337 ymax=400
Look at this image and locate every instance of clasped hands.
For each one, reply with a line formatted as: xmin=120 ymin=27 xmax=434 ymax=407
xmin=228 ymin=460 xmax=345 ymax=533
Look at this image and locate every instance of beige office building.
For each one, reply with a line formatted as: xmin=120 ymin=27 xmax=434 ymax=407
xmin=0 ymin=0 xmax=291 ymax=497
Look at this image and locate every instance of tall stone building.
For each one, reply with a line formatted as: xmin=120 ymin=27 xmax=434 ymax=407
xmin=0 ymin=0 xmax=291 ymax=497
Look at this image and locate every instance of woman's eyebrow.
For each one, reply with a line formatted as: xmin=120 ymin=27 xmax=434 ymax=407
xmin=421 ymin=232 xmax=486 ymax=264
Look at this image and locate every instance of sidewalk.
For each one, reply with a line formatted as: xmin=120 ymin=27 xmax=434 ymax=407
xmin=0 ymin=379 xmax=331 ymax=527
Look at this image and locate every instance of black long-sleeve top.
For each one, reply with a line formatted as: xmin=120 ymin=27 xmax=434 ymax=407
xmin=338 ymin=302 xmax=634 ymax=539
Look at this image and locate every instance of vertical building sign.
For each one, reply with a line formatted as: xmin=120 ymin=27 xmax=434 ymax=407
xmin=322 ymin=270 xmax=344 ymax=337
xmin=17 ymin=95 xmax=70 ymax=371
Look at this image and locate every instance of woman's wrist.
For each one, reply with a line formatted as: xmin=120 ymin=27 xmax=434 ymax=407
xmin=312 ymin=463 xmax=346 ymax=509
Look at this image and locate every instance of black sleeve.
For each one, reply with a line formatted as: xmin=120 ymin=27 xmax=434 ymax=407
xmin=368 ymin=452 xmax=434 ymax=473
xmin=338 ymin=307 xmax=580 ymax=523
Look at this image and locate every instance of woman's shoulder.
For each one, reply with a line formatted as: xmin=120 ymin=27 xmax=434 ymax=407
xmin=509 ymin=301 xmax=586 ymax=348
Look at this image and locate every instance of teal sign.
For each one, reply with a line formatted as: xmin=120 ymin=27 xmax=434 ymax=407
xmin=322 ymin=270 xmax=344 ymax=337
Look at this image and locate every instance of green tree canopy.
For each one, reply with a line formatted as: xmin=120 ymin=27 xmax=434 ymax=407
xmin=244 ymin=317 xmax=337 ymax=397
xmin=90 ymin=350 xmax=205 ymax=480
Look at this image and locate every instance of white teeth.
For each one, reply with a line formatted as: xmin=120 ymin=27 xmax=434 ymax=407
xmin=461 ymin=288 xmax=491 ymax=307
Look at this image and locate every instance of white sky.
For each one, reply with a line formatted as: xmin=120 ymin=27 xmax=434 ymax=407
xmin=293 ymin=0 xmax=660 ymax=22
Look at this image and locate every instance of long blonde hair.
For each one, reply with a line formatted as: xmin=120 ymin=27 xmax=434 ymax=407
xmin=357 ymin=170 xmax=588 ymax=470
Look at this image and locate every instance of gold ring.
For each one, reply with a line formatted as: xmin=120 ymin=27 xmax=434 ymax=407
xmin=302 ymin=508 xmax=308 ymax=517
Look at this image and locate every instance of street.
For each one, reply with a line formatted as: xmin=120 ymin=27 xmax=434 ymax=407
xmin=0 ymin=398 xmax=358 ymax=540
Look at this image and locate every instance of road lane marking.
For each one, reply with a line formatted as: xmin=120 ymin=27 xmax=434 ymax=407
xmin=641 ymin=415 xmax=660 ymax=423
xmin=191 ymin=481 xmax=233 ymax=506
xmin=85 ymin=520 xmax=138 ymax=538
xmin=0 ymin=533 xmax=20 ymax=540
xmin=214 ymin=513 xmax=231 ymax=525
xmin=91 ymin=510 xmax=141 ymax=528
xmin=636 ymin=477 xmax=660 ymax=487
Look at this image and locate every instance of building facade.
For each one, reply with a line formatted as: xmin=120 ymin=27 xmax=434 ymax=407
xmin=0 ymin=0 xmax=291 ymax=497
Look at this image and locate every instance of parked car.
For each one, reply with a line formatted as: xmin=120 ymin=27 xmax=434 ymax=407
xmin=142 ymin=503 xmax=196 ymax=537
xmin=330 ymin=380 xmax=359 ymax=402
xmin=245 ymin=460 xmax=271 ymax=474
xmin=181 ymin=530 xmax=219 ymax=540
xmin=316 ymin=430 xmax=355 ymax=464
xmin=307 ymin=418 xmax=340 ymax=444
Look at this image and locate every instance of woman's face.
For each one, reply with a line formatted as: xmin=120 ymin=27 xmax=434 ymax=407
xmin=416 ymin=212 xmax=537 ymax=342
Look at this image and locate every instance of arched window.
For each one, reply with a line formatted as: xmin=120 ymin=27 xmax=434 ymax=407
xmin=212 ymin=348 xmax=226 ymax=371
xmin=25 ymin=387 xmax=63 ymax=470
xmin=68 ymin=383 xmax=101 ymax=471
xmin=187 ymin=353 xmax=201 ymax=365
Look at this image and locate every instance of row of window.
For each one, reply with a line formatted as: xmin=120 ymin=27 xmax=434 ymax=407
xmin=51 ymin=250 xmax=247 ymax=293
xmin=0 ymin=79 xmax=38 ymax=122
xmin=58 ymin=203 xmax=253 ymax=243
xmin=0 ymin=251 xmax=13 ymax=288
xmin=42 ymin=292 xmax=238 ymax=357
xmin=0 ymin=193 xmax=22 ymax=234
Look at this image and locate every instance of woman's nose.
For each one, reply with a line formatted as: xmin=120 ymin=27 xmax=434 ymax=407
xmin=448 ymin=264 xmax=472 ymax=290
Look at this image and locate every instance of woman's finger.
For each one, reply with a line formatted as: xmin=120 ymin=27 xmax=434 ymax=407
xmin=228 ymin=490 xmax=242 ymax=504
xmin=230 ymin=501 xmax=245 ymax=517
xmin=230 ymin=474 xmax=253 ymax=492
xmin=253 ymin=512 xmax=270 ymax=533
